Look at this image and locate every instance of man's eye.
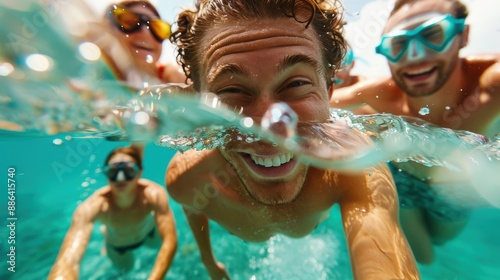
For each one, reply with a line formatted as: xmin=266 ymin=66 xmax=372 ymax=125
xmin=217 ymin=87 xmax=245 ymax=94
xmin=286 ymin=80 xmax=310 ymax=89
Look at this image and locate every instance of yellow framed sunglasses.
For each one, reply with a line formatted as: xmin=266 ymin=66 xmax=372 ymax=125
xmin=108 ymin=5 xmax=171 ymax=42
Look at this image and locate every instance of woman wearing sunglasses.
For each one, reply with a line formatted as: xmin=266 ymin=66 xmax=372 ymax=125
xmin=99 ymin=0 xmax=185 ymax=84
xmin=49 ymin=146 xmax=177 ymax=279
xmin=330 ymin=0 xmax=500 ymax=264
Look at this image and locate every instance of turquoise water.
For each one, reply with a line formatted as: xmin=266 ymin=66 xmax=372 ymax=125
xmin=1 ymin=138 xmax=500 ymax=279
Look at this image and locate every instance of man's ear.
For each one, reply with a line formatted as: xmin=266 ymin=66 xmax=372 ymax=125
xmin=460 ymin=24 xmax=470 ymax=48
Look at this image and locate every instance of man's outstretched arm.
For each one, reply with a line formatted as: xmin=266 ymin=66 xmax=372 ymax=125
xmin=339 ymin=165 xmax=420 ymax=280
xmin=330 ymin=76 xmax=394 ymax=114
xmin=48 ymin=197 xmax=101 ymax=280
xmin=184 ymin=208 xmax=230 ymax=280
xmin=148 ymin=182 xmax=178 ymax=280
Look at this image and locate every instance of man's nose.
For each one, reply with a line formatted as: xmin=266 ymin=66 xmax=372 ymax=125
xmin=243 ymin=93 xmax=278 ymax=122
xmin=406 ymin=39 xmax=426 ymax=61
xmin=115 ymin=170 xmax=126 ymax=182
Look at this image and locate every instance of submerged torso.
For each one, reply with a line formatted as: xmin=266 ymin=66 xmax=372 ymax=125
xmin=97 ymin=184 xmax=156 ymax=246
xmin=168 ymin=149 xmax=342 ymax=242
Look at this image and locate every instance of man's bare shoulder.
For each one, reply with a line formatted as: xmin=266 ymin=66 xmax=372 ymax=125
xmin=462 ymin=54 xmax=499 ymax=82
xmin=84 ymin=187 xmax=110 ymax=205
xmin=74 ymin=186 xmax=110 ymax=221
xmin=166 ymin=149 xmax=219 ymax=203
xmin=139 ymin=178 xmax=169 ymax=205
xmin=463 ymin=53 xmax=500 ymax=66
xmin=470 ymin=55 xmax=500 ymax=90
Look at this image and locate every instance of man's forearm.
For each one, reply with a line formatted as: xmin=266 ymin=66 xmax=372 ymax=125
xmin=184 ymin=209 xmax=217 ymax=264
xmin=148 ymin=240 xmax=177 ymax=280
xmin=48 ymin=259 xmax=79 ymax=280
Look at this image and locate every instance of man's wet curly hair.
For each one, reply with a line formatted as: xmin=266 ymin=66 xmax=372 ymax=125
xmin=170 ymin=0 xmax=346 ymax=91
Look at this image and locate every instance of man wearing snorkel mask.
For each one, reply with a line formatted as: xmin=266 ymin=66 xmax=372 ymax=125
xmin=330 ymin=0 xmax=500 ymax=264
xmin=49 ymin=146 xmax=177 ymax=279
xmin=166 ymin=0 xmax=419 ymax=279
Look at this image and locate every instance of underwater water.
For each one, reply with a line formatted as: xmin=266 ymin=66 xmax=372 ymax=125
xmin=1 ymin=1 xmax=500 ymax=279
xmin=1 ymin=138 xmax=500 ymax=280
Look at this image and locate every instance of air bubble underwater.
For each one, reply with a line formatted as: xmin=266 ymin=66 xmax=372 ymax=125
xmin=260 ymin=102 xmax=298 ymax=141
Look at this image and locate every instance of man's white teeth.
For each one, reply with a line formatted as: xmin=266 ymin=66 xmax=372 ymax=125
xmin=250 ymin=153 xmax=292 ymax=167
xmin=407 ymin=67 xmax=432 ymax=76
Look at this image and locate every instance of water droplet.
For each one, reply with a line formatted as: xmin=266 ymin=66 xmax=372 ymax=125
xmin=419 ymin=107 xmax=430 ymax=115
xmin=261 ymin=102 xmax=298 ymax=140
xmin=52 ymin=138 xmax=63 ymax=145
xmin=375 ymin=95 xmax=379 ymax=99
xmin=146 ymin=55 xmax=153 ymax=63
xmin=445 ymin=106 xmax=451 ymax=110
xmin=64 ymin=135 xmax=72 ymax=141
xmin=81 ymin=182 xmax=89 ymax=188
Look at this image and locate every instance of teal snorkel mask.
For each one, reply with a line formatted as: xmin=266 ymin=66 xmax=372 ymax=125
xmin=333 ymin=47 xmax=355 ymax=85
xmin=103 ymin=161 xmax=140 ymax=182
xmin=340 ymin=47 xmax=355 ymax=69
xmin=375 ymin=14 xmax=466 ymax=63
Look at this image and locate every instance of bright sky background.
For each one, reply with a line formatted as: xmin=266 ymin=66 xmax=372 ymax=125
xmin=85 ymin=0 xmax=500 ymax=78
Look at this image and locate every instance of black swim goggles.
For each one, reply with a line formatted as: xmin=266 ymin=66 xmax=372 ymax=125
xmin=103 ymin=161 xmax=140 ymax=182
xmin=108 ymin=5 xmax=171 ymax=43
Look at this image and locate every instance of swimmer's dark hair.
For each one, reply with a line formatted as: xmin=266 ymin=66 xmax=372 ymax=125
xmin=170 ymin=0 xmax=346 ymax=91
xmin=104 ymin=146 xmax=143 ymax=169
xmin=390 ymin=0 xmax=468 ymax=19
